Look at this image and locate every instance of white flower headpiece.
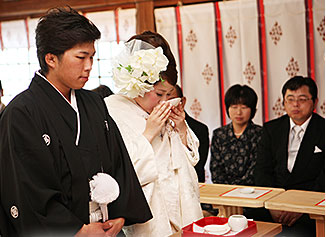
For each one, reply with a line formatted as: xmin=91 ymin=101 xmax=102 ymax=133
xmin=113 ymin=39 xmax=169 ymax=98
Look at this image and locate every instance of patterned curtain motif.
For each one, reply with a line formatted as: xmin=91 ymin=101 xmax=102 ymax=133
xmin=178 ymin=3 xmax=222 ymax=136
xmin=86 ymin=11 xmax=117 ymax=43
xmin=155 ymin=0 xmax=325 ymax=183
xmin=117 ymin=8 xmax=137 ymax=42
xmin=313 ymin=0 xmax=325 ymax=115
xmin=264 ymin=0 xmax=308 ymax=120
xmin=155 ymin=7 xmax=181 ymax=83
xmin=218 ymin=0 xmax=263 ymax=125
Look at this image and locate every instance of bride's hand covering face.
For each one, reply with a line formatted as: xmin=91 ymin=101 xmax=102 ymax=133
xmin=135 ymin=81 xmax=175 ymax=114
xmin=169 ymin=103 xmax=187 ymax=134
xmin=143 ymin=101 xmax=172 ymax=143
xmin=136 ymin=81 xmax=175 ymax=143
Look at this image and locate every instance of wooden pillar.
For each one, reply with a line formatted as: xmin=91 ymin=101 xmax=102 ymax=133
xmin=136 ymin=0 xmax=155 ymax=34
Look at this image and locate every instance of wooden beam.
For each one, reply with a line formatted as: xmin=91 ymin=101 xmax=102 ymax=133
xmin=0 ymin=0 xmax=135 ymax=21
xmin=136 ymin=0 xmax=155 ymax=33
xmin=0 ymin=0 xmax=213 ymax=21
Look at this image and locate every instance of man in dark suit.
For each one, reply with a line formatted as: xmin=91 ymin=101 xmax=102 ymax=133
xmin=169 ymin=85 xmax=209 ymax=182
xmin=254 ymin=76 xmax=324 ymax=236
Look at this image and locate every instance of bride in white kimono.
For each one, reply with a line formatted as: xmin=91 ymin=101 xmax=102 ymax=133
xmin=105 ymin=31 xmax=203 ymax=237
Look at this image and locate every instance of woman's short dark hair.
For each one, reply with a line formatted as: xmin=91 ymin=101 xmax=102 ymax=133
xmin=225 ymin=84 xmax=258 ymax=120
xmin=282 ymin=76 xmax=318 ymax=103
xmin=127 ymin=31 xmax=178 ymax=86
xmin=36 ymin=6 xmax=101 ymax=74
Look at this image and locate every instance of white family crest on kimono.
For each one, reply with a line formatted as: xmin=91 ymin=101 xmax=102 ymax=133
xmin=112 ymin=39 xmax=169 ymax=98
xmin=105 ymin=95 xmax=203 ymax=237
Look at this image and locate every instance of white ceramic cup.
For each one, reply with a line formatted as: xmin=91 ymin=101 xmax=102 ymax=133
xmin=228 ymin=215 xmax=248 ymax=232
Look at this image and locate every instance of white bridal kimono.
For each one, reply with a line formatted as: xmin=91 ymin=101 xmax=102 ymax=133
xmin=105 ymin=95 xmax=203 ymax=237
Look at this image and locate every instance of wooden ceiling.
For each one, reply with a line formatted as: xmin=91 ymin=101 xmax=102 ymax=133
xmin=0 ymin=0 xmax=212 ymax=21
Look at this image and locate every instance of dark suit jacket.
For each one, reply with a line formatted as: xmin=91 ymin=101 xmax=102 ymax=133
xmin=254 ymin=113 xmax=325 ymax=192
xmin=185 ymin=112 xmax=209 ymax=182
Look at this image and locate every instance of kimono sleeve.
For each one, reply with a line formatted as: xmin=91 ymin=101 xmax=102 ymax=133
xmin=183 ymin=123 xmax=200 ymax=166
xmin=104 ymin=114 xmax=153 ymax=226
xmin=0 ymin=102 xmax=83 ymax=235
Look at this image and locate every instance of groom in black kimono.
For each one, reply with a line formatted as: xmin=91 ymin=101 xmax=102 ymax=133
xmin=0 ymin=7 xmax=152 ymax=236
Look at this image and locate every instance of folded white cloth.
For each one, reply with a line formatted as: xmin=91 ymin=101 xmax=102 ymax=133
xmin=314 ymin=146 xmax=322 ymax=153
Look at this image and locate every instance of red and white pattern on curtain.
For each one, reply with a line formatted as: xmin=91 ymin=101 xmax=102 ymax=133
xmin=1 ymin=20 xmax=28 ymax=48
xmin=154 ymin=7 xmax=181 ymax=85
xmin=218 ymin=0 xmax=263 ymax=126
xmin=264 ymin=0 xmax=308 ymax=120
xmin=27 ymin=18 xmax=39 ymax=48
xmin=178 ymin=3 xmax=221 ymax=135
xmin=313 ymin=0 xmax=325 ymax=116
xmin=117 ymin=8 xmax=136 ymax=42
xmin=179 ymin=3 xmax=221 ymax=184
xmin=85 ymin=11 xmax=116 ymax=42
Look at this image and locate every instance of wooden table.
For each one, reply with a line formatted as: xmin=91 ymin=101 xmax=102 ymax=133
xmin=170 ymin=221 xmax=282 ymax=236
xmin=264 ymin=190 xmax=325 ymax=237
xmin=199 ymin=183 xmax=285 ymax=217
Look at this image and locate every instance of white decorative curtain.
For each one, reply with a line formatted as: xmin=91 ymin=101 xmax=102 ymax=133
xmin=264 ymin=0 xmax=308 ymax=120
xmin=154 ymin=7 xmax=181 ymax=83
xmin=156 ymin=3 xmax=222 ymax=183
xmin=86 ymin=11 xmax=116 ymax=42
xmin=1 ymin=20 xmax=28 ymax=48
xmin=313 ymin=0 xmax=325 ymax=115
xmin=155 ymin=0 xmax=325 ymax=183
xmin=117 ymin=8 xmax=136 ymax=42
xmin=218 ymin=0 xmax=263 ymax=125
xmin=174 ymin=3 xmax=221 ymax=135
xmin=27 ymin=18 xmax=39 ymax=48
xmin=156 ymin=3 xmax=222 ymax=135
xmin=0 ymin=9 xmax=137 ymax=104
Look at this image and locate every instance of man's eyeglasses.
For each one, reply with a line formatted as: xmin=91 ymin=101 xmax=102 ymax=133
xmin=284 ymin=96 xmax=313 ymax=104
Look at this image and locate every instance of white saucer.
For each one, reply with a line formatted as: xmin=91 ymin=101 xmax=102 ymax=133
xmin=204 ymin=224 xmax=231 ymax=235
xmin=192 ymin=223 xmax=205 ymax=233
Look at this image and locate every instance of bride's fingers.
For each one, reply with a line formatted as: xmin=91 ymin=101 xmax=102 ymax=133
xmin=158 ymin=104 xmax=172 ymax=121
xmin=160 ymin=105 xmax=171 ymax=119
xmin=153 ymin=102 xmax=170 ymax=116
xmin=172 ymin=105 xmax=183 ymax=114
xmin=162 ymin=110 xmax=171 ymax=121
xmin=154 ymin=102 xmax=170 ymax=114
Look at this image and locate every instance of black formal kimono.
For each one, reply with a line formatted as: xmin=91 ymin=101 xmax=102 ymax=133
xmin=0 ymin=73 xmax=152 ymax=236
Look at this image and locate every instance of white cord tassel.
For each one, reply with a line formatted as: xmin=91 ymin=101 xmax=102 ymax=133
xmin=100 ymin=204 xmax=109 ymax=222
xmin=89 ymin=173 xmax=120 ymax=222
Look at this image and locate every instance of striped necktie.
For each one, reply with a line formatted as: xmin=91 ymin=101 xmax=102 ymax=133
xmin=288 ymin=125 xmax=303 ymax=173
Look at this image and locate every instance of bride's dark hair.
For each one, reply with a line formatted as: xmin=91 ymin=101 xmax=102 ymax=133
xmin=127 ymin=31 xmax=178 ymax=86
